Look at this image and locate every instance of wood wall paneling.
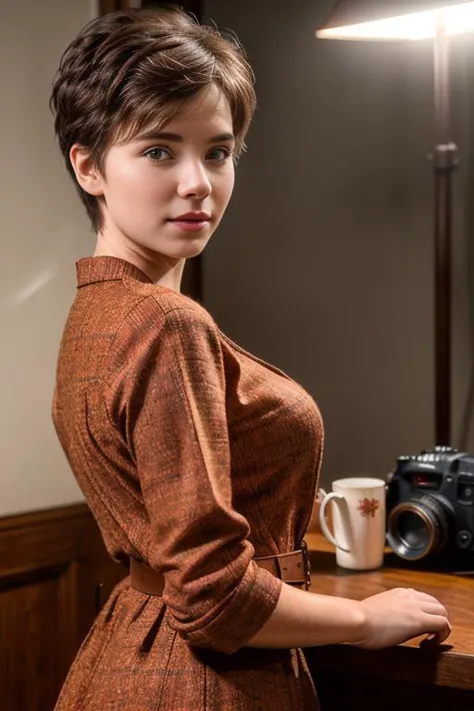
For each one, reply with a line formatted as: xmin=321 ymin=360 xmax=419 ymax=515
xmin=0 ymin=504 xmax=125 ymax=711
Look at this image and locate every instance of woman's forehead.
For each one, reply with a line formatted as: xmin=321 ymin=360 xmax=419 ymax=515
xmin=163 ymin=87 xmax=232 ymax=128
xmin=112 ymin=86 xmax=234 ymax=148
xmin=135 ymin=90 xmax=233 ymax=140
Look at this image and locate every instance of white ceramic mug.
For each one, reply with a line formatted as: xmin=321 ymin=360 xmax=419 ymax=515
xmin=319 ymin=477 xmax=386 ymax=571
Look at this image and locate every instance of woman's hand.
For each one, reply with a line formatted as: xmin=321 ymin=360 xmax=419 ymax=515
xmin=353 ymin=587 xmax=451 ymax=649
xmin=246 ymin=581 xmax=451 ymax=651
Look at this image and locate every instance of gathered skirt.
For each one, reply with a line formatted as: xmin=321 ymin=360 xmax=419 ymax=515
xmin=54 ymin=577 xmax=320 ymax=711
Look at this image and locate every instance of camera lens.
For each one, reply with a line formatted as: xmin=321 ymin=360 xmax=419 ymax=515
xmin=387 ymin=495 xmax=450 ymax=560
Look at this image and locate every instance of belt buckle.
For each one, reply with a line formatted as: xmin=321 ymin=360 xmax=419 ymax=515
xmin=300 ymin=540 xmax=311 ymax=590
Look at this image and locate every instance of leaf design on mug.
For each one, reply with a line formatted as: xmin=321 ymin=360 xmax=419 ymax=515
xmin=358 ymin=497 xmax=380 ymax=518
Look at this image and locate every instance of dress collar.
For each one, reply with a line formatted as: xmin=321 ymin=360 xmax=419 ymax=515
xmin=76 ymin=256 xmax=154 ymax=287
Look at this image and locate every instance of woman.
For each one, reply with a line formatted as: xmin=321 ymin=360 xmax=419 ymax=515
xmin=50 ymin=7 xmax=450 ymax=710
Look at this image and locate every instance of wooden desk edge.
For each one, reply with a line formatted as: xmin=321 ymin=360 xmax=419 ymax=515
xmin=304 ymin=532 xmax=474 ymax=691
xmin=305 ymin=643 xmax=474 ymax=692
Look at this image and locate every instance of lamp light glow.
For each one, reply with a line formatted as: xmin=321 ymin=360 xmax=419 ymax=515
xmin=316 ymin=1 xmax=474 ymax=40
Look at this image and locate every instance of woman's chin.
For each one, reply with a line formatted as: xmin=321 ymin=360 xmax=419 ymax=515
xmin=169 ymin=239 xmax=209 ymax=260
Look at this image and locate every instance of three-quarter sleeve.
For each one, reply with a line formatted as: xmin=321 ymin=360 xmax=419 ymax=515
xmin=109 ymin=295 xmax=282 ymax=654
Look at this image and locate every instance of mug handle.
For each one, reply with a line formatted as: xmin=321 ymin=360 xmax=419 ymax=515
xmin=319 ymin=493 xmax=351 ymax=553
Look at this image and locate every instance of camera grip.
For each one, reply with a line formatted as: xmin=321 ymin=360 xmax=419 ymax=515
xmin=319 ymin=493 xmax=351 ymax=552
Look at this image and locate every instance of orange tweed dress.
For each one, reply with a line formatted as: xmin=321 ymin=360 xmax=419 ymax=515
xmin=52 ymin=256 xmax=324 ymax=711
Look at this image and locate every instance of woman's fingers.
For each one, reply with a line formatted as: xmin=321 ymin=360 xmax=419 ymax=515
xmin=409 ymin=589 xmax=447 ymax=607
xmin=423 ymin=617 xmax=452 ymax=644
xmin=420 ymin=601 xmax=449 ymax=618
xmin=402 ymin=589 xmax=449 ymax=619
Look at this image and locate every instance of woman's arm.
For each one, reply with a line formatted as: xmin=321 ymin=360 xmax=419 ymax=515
xmin=246 ymin=582 xmax=451 ymax=649
xmin=116 ymin=298 xmax=282 ymax=654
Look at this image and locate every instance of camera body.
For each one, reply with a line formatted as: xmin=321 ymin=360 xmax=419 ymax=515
xmin=386 ymin=446 xmax=474 ymax=570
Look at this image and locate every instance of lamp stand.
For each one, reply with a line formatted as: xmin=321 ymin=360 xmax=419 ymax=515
xmin=432 ymin=16 xmax=458 ymax=445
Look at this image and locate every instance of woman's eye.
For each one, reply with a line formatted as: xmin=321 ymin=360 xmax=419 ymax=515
xmin=144 ymin=147 xmax=171 ymax=161
xmin=207 ymin=147 xmax=232 ymax=162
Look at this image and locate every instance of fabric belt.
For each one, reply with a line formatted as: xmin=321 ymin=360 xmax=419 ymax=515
xmin=129 ymin=541 xmax=311 ymax=596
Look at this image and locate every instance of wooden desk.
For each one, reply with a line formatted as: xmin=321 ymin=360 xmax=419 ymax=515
xmin=304 ymin=533 xmax=474 ymax=711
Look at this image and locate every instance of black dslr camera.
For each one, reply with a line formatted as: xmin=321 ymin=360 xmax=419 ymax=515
xmin=386 ymin=446 xmax=474 ymax=571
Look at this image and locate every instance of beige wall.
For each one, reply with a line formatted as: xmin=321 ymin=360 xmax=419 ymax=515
xmin=204 ymin=0 xmax=474 ymax=486
xmin=0 ymin=0 xmax=97 ymax=515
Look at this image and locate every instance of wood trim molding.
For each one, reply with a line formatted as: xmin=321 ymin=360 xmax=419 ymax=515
xmin=0 ymin=500 xmax=89 ymax=532
xmin=99 ymin=0 xmax=134 ymax=13
xmin=141 ymin=1 xmax=203 ymax=17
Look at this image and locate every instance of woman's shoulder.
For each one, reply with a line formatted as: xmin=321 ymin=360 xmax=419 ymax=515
xmin=120 ymin=275 xmax=218 ymax=334
xmin=105 ymin=279 xmax=222 ymax=385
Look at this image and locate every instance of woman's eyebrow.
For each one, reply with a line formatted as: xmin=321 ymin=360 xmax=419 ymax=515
xmin=136 ymin=131 xmax=235 ymax=143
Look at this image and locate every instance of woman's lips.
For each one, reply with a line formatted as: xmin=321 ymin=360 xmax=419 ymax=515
xmin=168 ymin=219 xmax=210 ymax=232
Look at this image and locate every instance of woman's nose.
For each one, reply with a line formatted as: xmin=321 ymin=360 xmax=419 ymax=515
xmin=177 ymin=161 xmax=212 ymax=200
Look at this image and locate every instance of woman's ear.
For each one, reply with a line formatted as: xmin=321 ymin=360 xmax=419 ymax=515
xmin=69 ymin=144 xmax=105 ymax=196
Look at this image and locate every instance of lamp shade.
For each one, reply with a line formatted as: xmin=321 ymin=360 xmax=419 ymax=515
xmin=316 ymin=0 xmax=474 ymax=39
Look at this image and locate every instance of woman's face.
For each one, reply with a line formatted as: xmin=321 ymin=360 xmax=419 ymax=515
xmin=90 ymin=85 xmax=236 ymax=261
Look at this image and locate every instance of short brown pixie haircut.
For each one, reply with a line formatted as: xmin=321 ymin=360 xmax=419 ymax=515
xmin=50 ymin=6 xmax=256 ymax=232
